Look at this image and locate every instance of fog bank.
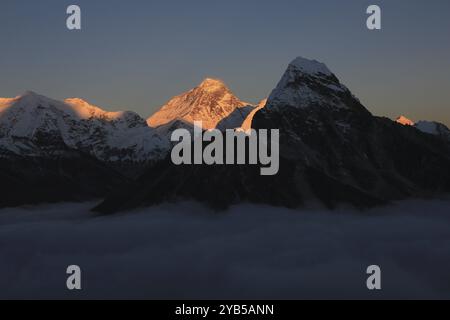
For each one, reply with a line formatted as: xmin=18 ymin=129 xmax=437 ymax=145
xmin=1 ymin=200 xmax=450 ymax=299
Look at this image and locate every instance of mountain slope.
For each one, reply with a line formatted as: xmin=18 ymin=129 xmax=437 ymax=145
xmin=0 ymin=92 xmax=142 ymax=207
xmin=96 ymin=57 xmax=450 ymax=213
xmin=0 ymin=92 xmax=169 ymax=161
xmin=240 ymin=99 xmax=267 ymax=131
xmin=0 ymin=151 xmax=126 ymax=208
xmin=250 ymin=57 xmax=450 ymax=203
xmin=147 ymin=78 xmax=255 ymax=132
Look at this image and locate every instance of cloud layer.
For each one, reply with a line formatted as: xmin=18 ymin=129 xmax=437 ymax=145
xmin=1 ymin=200 xmax=450 ymax=299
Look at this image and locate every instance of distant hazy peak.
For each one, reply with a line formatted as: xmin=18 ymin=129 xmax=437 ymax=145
xmin=395 ymin=116 xmax=450 ymax=140
xmin=396 ymin=115 xmax=415 ymax=126
xmin=415 ymin=120 xmax=450 ymax=136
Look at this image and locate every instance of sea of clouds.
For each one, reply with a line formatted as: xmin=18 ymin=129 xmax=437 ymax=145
xmin=0 ymin=199 xmax=450 ymax=299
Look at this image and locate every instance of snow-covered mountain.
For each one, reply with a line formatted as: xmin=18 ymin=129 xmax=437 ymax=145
xmin=267 ymin=57 xmax=365 ymax=112
xmin=96 ymin=56 xmax=450 ymax=213
xmin=415 ymin=120 xmax=450 ymax=138
xmin=0 ymin=91 xmax=169 ymax=161
xmin=413 ymin=121 xmax=450 ymax=142
xmin=147 ymin=78 xmax=256 ymax=133
xmin=395 ymin=115 xmax=450 ymax=141
xmin=3 ymin=57 xmax=450 ymax=211
xmin=396 ymin=115 xmax=415 ymax=126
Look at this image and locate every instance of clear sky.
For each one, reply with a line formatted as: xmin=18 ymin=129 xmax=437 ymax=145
xmin=1 ymin=0 xmax=449 ymax=125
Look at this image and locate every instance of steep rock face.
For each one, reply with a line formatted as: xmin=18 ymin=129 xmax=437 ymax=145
xmin=267 ymin=57 xmax=367 ymax=113
xmin=251 ymin=57 xmax=450 ymax=204
xmin=147 ymin=78 xmax=255 ymax=133
xmin=96 ymin=57 xmax=450 ymax=213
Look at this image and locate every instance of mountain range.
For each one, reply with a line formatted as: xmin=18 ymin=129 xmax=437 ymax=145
xmin=1 ymin=56 xmax=450 ymax=211
xmin=0 ymin=92 xmax=168 ymax=161
xmin=396 ymin=115 xmax=450 ymax=141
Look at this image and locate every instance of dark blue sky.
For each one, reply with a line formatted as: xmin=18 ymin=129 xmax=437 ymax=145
xmin=1 ymin=0 xmax=449 ymax=124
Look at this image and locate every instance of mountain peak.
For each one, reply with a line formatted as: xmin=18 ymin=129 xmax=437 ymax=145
xmin=265 ymin=56 xmax=368 ymax=112
xmin=148 ymin=78 xmax=251 ymax=130
xmin=17 ymin=90 xmax=47 ymax=102
xmin=396 ymin=115 xmax=415 ymax=126
xmin=10 ymin=91 xmax=60 ymax=107
xmin=21 ymin=90 xmax=39 ymax=97
xmin=289 ymin=57 xmax=332 ymax=76
xmin=198 ymin=78 xmax=228 ymax=93
xmin=415 ymin=120 xmax=450 ymax=139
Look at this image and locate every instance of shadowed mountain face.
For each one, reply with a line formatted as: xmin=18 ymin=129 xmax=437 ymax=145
xmin=0 ymin=151 xmax=126 ymax=208
xmin=2 ymin=57 xmax=450 ymax=211
xmin=250 ymin=58 xmax=450 ymax=201
xmin=95 ymin=57 xmax=450 ymax=214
